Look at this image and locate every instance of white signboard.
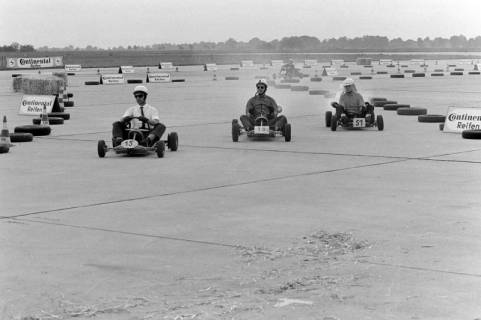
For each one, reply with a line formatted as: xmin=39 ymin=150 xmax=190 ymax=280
xmin=19 ymin=95 xmax=56 ymax=115
xmin=160 ymin=62 xmax=174 ymax=70
xmin=322 ymin=67 xmax=338 ymax=76
xmin=7 ymin=56 xmax=63 ymax=69
xmin=411 ymin=59 xmax=425 ymax=65
xmin=444 ymin=107 xmax=481 ymax=132
xmin=147 ymin=73 xmax=171 ymax=83
xmin=120 ymin=65 xmax=134 ymax=73
xmin=101 ymin=74 xmax=124 ymax=85
xmin=271 ymin=60 xmax=284 ymax=67
xmin=330 ymin=59 xmax=343 ymax=65
xmin=304 ymin=59 xmax=318 ymax=66
xmin=205 ymin=63 xmax=217 ymax=71
xmin=65 ymin=64 xmax=82 ymax=72
xmin=241 ymin=60 xmax=255 ymax=68
xmin=379 ymin=59 xmax=393 ymax=65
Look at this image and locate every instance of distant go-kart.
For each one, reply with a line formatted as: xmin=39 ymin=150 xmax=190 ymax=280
xmin=232 ymin=111 xmax=291 ymax=142
xmin=326 ymin=102 xmax=384 ymax=131
xmin=97 ymin=117 xmax=178 ymax=158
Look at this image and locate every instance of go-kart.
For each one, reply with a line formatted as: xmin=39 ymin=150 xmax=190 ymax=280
xmin=326 ymin=102 xmax=383 ymax=131
xmin=97 ymin=117 xmax=178 ymax=158
xmin=232 ymin=112 xmax=291 ymax=142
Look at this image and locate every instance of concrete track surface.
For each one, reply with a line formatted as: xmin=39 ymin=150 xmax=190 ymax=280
xmin=1 ymin=63 xmax=481 ymax=320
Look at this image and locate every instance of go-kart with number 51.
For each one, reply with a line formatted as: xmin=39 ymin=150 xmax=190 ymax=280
xmin=97 ymin=117 xmax=178 ymax=158
xmin=326 ymin=102 xmax=384 ymax=131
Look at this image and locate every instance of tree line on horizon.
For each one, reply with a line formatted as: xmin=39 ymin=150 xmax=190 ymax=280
xmin=2 ymin=35 xmax=481 ymax=52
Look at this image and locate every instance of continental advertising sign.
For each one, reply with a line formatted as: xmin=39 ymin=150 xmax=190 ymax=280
xmin=65 ymin=64 xmax=82 ymax=72
xmin=444 ymin=107 xmax=481 ymax=132
xmin=147 ymin=73 xmax=171 ymax=83
xmin=101 ymin=74 xmax=124 ymax=85
xmin=19 ymin=95 xmax=56 ymax=115
xmin=7 ymin=56 xmax=64 ymax=69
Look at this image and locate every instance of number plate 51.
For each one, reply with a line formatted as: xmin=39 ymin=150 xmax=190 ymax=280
xmin=353 ymin=118 xmax=365 ymax=128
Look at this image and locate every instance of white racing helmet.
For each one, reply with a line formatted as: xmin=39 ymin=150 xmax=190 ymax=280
xmin=133 ymin=85 xmax=148 ymax=95
xmin=257 ymin=79 xmax=268 ymax=88
xmin=342 ymin=78 xmax=355 ymax=87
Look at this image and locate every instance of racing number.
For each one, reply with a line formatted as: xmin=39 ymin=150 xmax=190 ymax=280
xmin=124 ymin=140 xmax=134 ymax=147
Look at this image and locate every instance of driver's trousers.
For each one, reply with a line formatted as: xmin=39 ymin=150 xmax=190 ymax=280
xmin=240 ymin=115 xmax=287 ymax=131
xmin=334 ymin=104 xmax=374 ymax=118
xmin=112 ymin=121 xmax=166 ymax=141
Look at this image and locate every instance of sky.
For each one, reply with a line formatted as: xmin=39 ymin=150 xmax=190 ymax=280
xmin=1 ymin=0 xmax=481 ymax=48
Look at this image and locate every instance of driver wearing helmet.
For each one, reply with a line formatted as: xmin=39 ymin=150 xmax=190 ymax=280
xmin=332 ymin=78 xmax=374 ymax=122
xmin=240 ymin=79 xmax=287 ymax=131
xmin=112 ymin=85 xmax=166 ymax=147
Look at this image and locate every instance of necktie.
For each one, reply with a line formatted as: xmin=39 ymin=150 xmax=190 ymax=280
xmin=140 ymin=106 xmax=146 ymax=129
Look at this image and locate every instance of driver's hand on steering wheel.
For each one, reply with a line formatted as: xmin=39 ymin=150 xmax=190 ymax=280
xmin=138 ymin=116 xmax=149 ymax=123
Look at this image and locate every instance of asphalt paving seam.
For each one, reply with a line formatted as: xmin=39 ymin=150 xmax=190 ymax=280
xmin=9 ymin=217 xmax=481 ymax=279
xmin=0 ymin=158 xmax=407 ymax=219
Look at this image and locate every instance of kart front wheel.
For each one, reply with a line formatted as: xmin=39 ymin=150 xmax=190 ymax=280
xmin=155 ymin=141 xmax=165 ymax=158
xmin=232 ymin=122 xmax=240 ymax=142
xmin=284 ymin=123 xmax=291 ymax=142
xmin=167 ymin=132 xmax=179 ymax=151
xmin=325 ymin=111 xmax=332 ymax=127
xmin=330 ymin=115 xmax=337 ymax=131
xmin=97 ymin=140 xmax=106 ymax=158
xmin=377 ymin=115 xmax=384 ymax=131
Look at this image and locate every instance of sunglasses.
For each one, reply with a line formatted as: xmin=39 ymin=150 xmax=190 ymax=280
xmin=256 ymin=86 xmax=266 ymax=89
xmin=134 ymin=94 xmax=144 ymax=98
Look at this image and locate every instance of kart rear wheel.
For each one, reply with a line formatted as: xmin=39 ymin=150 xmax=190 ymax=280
xmin=377 ymin=115 xmax=384 ymax=131
xmin=167 ymin=132 xmax=179 ymax=151
xmin=155 ymin=141 xmax=165 ymax=158
xmin=284 ymin=123 xmax=291 ymax=142
xmin=232 ymin=122 xmax=240 ymax=142
xmin=97 ymin=140 xmax=106 ymax=158
xmin=330 ymin=115 xmax=337 ymax=131
xmin=325 ymin=111 xmax=332 ymax=127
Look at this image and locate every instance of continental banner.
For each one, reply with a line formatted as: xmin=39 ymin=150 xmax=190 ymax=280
xmin=19 ymin=95 xmax=57 ymax=115
xmin=444 ymin=107 xmax=481 ymax=133
xmin=147 ymin=73 xmax=171 ymax=83
xmin=7 ymin=56 xmax=64 ymax=69
xmin=100 ymin=74 xmax=124 ymax=85
xmin=65 ymin=64 xmax=82 ymax=72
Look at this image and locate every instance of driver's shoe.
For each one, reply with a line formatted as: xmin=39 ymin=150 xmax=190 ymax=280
xmin=113 ymin=137 xmax=123 ymax=147
xmin=340 ymin=114 xmax=348 ymax=124
xmin=365 ymin=114 xmax=372 ymax=124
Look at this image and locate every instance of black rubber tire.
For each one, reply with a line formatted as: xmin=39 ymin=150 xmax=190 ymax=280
xmin=359 ymin=76 xmax=372 ymax=79
xmin=232 ymin=122 xmax=240 ymax=142
xmin=67 ymin=72 xmax=75 ymax=76
xmin=462 ymin=130 xmax=481 ymax=139
xmin=468 ymin=71 xmax=480 ymax=75
xmin=310 ymin=77 xmax=323 ymax=82
xmin=67 ymin=93 xmax=74 ymax=98
xmin=450 ymin=72 xmax=463 ymax=76
xmin=431 ymin=73 xmax=444 ymax=77
xmin=412 ymin=73 xmax=425 ymax=77
xmin=167 ymin=132 xmax=179 ymax=151
xmin=284 ymin=123 xmax=291 ymax=142
xmin=33 ymin=117 xmax=64 ymax=125
xmin=325 ymin=111 xmax=332 ymax=127
xmin=396 ymin=107 xmax=428 ymax=116
xmin=370 ymin=97 xmax=387 ymax=103
xmin=97 ymin=140 xmax=106 ymax=158
xmin=374 ymin=100 xmax=398 ymax=108
xmin=291 ymin=85 xmax=309 ymax=91
xmin=275 ymin=84 xmax=291 ymax=89
xmin=383 ymin=103 xmax=410 ymax=111
xmin=156 ymin=141 xmax=165 ymax=157
xmin=332 ymin=76 xmax=347 ymax=81
xmin=390 ymin=74 xmax=405 ymax=78
xmin=280 ymin=79 xmax=300 ymax=83
xmin=418 ymin=115 xmax=446 ymax=123
xmin=225 ymin=76 xmax=239 ymax=80
xmin=309 ymin=90 xmax=328 ymax=95
xmin=0 ymin=144 xmax=9 ymax=154
xmin=172 ymin=79 xmax=186 ymax=82
xmin=377 ymin=115 xmax=384 ymax=131
xmin=14 ymin=125 xmax=51 ymax=136
xmin=64 ymin=101 xmax=74 ymax=107
xmin=48 ymin=112 xmax=70 ymax=120
xmin=127 ymin=79 xmax=143 ymax=84
xmin=350 ymin=72 xmax=362 ymax=75
xmin=330 ymin=115 xmax=337 ymax=131
xmin=9 ymin=132 xmax=33 ymax=142
xmin=85 ymin=81 xmax=100 ymax=85
xmin=376 ymin=71 xmax=388 ymax=74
